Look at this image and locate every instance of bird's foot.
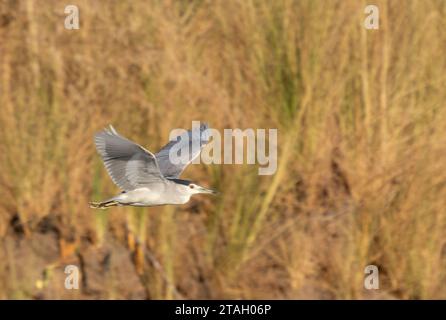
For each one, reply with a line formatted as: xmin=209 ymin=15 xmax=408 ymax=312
xmin=89 ymin=200 xmax=119 ymax=209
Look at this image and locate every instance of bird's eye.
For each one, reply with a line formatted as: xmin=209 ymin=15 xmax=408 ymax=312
xmin=189 ymin=185 xmax=195 ymax=189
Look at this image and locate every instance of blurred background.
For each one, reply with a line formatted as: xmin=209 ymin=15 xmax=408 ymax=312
xmin=0 ymin=0 xmax=445 ymax=299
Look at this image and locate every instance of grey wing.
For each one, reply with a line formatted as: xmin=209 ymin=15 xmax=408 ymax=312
xmin=155 ymin=122 xmax=210 ymax=179
xmin=94 ymin=125 xmax=166 ymax=191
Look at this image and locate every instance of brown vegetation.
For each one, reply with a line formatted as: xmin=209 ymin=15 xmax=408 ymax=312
xmin=0 ymin=0 xmax=445 ymax=299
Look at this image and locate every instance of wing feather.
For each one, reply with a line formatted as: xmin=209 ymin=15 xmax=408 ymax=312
xmin=94 ymin=126 xmax=166 ymax=191
xmin=155 ymin=123 xmax=210 ymax=178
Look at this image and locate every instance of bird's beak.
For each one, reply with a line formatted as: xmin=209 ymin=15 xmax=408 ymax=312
xmin=198 ymin=186 xmax=219 ymax=195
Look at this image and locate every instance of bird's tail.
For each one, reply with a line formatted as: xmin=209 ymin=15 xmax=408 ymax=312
xmin=89 ymin=199 xmax=120 ymax=209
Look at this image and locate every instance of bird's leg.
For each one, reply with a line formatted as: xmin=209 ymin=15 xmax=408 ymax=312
xmin=89 ymin=200 xmax=120 ymax=209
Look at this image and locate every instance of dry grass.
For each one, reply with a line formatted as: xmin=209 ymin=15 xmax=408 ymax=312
xmin=0 ymin=0 xmax=445 ymax=299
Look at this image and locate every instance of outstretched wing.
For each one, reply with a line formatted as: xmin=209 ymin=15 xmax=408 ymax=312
xmin=94 ymin=125 xmax=166 ymax=191
xmin=155 ymin=123 xmax=210 ymax=179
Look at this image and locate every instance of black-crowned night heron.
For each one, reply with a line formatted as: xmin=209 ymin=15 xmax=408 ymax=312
xmin=90 ymin=123 xmax=217 ymax=209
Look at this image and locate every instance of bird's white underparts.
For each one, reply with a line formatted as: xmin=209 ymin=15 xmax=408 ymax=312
xmin=90 ymin=123 xmax=217 ymax=209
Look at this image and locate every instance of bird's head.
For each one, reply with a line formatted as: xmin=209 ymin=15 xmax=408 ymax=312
xmin=174 ymin=179 xmax=218 ymax=197
xmin=186 ymin=182 xmax=218 ymax=195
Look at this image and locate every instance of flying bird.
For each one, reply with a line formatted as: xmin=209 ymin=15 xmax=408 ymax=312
xmin=90 ymin=123 xmax=217 ymax=209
